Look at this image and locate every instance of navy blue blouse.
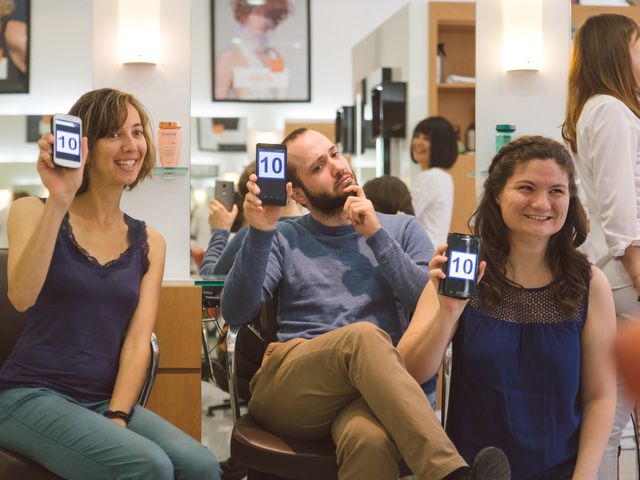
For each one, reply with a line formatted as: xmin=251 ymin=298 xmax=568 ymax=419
xmin=0 ymin=213 xmax=149 ymax=403
xmin=446 ymin=281 xmax=587 ymax=480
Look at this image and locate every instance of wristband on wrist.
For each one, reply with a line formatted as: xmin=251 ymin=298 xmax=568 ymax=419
xmin=103 ymin=409 xmax=132 ymax=425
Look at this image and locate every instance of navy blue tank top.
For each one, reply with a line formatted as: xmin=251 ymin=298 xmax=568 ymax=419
xmin=0 ymin=213 xmax=149 ymax=403
xmin=446 ymin=281 xmax=587 ymax=480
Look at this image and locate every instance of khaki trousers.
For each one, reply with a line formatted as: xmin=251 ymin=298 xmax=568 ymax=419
xmin=248 ymin=322 xmax=466 ymax=480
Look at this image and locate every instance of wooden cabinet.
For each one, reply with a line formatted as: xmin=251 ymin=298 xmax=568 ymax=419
xmin=428 ymin=2 xmax=476 ymax=235
xmin=146 ymin=284 xmax=202 ymax=440
xmin=571 ymin=4 xmax=640 ymax=27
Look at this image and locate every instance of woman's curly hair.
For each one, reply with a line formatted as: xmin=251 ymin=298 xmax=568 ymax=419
xmin=471 ymin=135 xmax=591 ymax=312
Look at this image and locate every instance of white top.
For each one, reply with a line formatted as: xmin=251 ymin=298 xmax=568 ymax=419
xmin=410 ymin=168 xmax=454 ymax=247
xmin=574 ymin=94 xmax=640 ymax=289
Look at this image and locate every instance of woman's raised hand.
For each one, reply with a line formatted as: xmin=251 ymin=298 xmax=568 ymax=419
xmin=36 ymin=133 xmax=88 ymax=206
xmin=429 ymin=243 xmax=486 ymax=316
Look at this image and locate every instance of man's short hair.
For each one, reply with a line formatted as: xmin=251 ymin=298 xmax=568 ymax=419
xmin=282 ymin=127 xmax=309 ymax=187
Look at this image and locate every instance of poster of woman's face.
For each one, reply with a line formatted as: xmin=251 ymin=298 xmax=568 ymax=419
xmin=0 ymin=0 xmax=29 ymax=93
xmin=212 ymin=0 xmax=310 ymax=102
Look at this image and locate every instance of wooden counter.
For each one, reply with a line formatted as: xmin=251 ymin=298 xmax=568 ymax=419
xmin=146 ymin=284 xmax=202 ymax=440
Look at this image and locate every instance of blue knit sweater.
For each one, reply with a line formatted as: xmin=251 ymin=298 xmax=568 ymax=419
xmin=221 ymin=213 xmax=433 ymax=344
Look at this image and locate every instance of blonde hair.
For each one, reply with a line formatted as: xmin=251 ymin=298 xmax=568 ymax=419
xmin=68 ymin=88 xmax=156 ymax=195
xmin=563 ymin=14 xmax=640 ymax=153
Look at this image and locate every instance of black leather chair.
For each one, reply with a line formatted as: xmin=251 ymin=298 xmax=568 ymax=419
xmin=225 ymin=304 xmax=412 ymax=479
xmin=0 ymin=248 xmax=160 ymax=478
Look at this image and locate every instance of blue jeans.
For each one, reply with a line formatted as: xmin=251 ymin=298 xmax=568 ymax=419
xmin=0 ymin=387 xmax=220 ymax=480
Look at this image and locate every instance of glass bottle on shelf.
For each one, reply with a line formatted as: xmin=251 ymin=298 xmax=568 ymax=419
xmin=466 ymin=123 xmax=475 ymax=152
xmin=436 ymin=43 xmax=446 ymax=84
xmin=495 ymin=124 xmax=516 ymax=153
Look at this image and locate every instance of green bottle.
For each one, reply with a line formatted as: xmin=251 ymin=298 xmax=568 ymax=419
xmin=495 ymin=124 xmax=516 ymax=153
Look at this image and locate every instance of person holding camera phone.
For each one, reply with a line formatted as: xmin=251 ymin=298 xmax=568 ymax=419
xmin=200 ymin=161 xmax=302 ymax=276
xmin=0 ymin=88 xmax=220 ymax=479
xmin=398 ymin=136 xmax=616 ymax=479
xmin=221 ymin=127 xmax=511 ymax=480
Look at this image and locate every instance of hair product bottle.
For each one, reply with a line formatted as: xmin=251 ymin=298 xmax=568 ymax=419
xmin=158 ymin=121 xmax=182 ymax=167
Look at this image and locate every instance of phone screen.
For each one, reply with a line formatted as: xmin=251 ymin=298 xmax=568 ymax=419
xmin=439 ymin=233 xmax=480 ymax=299
xmin=256 ymin=143 xmax=287 ymax=206
xmin=53 ymin=115 xmax=82 ymax=167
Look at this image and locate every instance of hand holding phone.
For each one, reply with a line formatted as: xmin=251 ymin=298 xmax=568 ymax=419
xmin=256 ymin=143 xmax=287 ymax=206
xmin=50 ymin=114 xmax=82 ymax=169
xmin=438 ymin=233 xmax=481 ymax=299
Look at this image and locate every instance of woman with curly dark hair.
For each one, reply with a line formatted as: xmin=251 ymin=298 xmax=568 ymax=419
xmin=398 ymin=136 xmax=616 ymax=479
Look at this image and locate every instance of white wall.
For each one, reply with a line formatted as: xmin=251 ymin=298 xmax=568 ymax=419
xmin=93 ymin=0 xmax=192 ymax=281
xmin=475 ymin=0 xmax=571 ymax=192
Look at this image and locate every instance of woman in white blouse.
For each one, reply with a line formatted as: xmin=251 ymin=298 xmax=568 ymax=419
xmin=409 ymin=117 xmax=458 ymax=247
xmin=562 ymin=14 xmax=640 ymax=479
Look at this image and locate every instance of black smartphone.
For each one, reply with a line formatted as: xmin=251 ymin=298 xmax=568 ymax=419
xmin=215 ymin=179 xmax=234 ymax=211
xmin=256 ymin=143 xmax=287 ymax=206
xmin=50 ymin=114 xmax=82 ymax=168
xmin=438 ymin=233 xmax=481 ymax=299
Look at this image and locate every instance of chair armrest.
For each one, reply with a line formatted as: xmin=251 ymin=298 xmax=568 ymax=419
xmin=138 ymin=333 xmax=160 ymax=407
xmin=226 ymin=324 xmax=241 ymax=422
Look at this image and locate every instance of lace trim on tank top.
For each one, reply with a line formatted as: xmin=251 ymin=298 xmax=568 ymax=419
xmin=61 ymin=213 xmax=149 ymax=276
xmin=469 ymin=281 xmax=586 ymax=324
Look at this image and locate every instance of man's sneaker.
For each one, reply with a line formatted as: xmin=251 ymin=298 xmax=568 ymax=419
xmin=462 ymin=447 xmax=511 ymax=480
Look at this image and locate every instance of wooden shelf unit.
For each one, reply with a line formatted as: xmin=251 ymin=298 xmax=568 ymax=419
xmin=428 ymin=2 xmax=476 ymax=236
xmin=146 ymin=284 xmax=202 ymax=440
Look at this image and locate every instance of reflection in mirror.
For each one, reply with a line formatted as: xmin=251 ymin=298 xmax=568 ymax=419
xmin=0 ymin=116 xmax=46 ymax=210
xmin=0 ymin=115 xmax=40 ymax=163
xmin=353 ymin=67 xmax=394 ymax=182
xmin=196 ymin=117 xmax=248 ymax=152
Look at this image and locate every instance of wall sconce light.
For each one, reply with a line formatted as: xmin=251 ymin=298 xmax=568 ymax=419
xmin=119 ymin=0 xmax=160 ymax=64
xmin=502 ymin=0 xmax=542 ymax=71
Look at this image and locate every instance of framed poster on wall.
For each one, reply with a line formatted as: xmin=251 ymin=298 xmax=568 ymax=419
xmin=0 ymin=0 xmax=29 ymax=93
xmin=211 ymin=0 xmax=311 ymax=102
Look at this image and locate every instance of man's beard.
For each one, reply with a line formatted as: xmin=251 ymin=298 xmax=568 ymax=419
xmin=298 ymin=181 xmax=355 ymax=215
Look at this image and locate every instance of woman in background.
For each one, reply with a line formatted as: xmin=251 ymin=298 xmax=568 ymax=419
xmin=399 ymin=136 xmax=616 ymax=479
xmin=409 ymin=116 xmax=458 ymax=247
xmin=562 ymin=14 xmax=640 ymax=478
xmin=0 ymin=88 xmax=219 ymax=479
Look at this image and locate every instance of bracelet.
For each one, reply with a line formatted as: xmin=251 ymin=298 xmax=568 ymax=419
xmin=103 ymin=409 xmax=132 ymax=425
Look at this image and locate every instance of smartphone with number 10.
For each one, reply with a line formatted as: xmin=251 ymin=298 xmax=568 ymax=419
xmin=256 ymin=143 xmax=287 ymax=206
xmin=51 ymin=114 xmax=82 ymax=169
xmin=438 ymin=233 xmax=481 ymax=299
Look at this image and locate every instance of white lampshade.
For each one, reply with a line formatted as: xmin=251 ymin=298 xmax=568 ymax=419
xmin=502 ymin=0 xmax=542 ymax=71
xmin=119 ymin=0 xmax=160 ymax=64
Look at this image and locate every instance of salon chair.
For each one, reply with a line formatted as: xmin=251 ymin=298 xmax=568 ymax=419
xmin=225 ymin=298 xmax=412 ymax=480
xmin=0 ymin=248 xmax=160 ymax=478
